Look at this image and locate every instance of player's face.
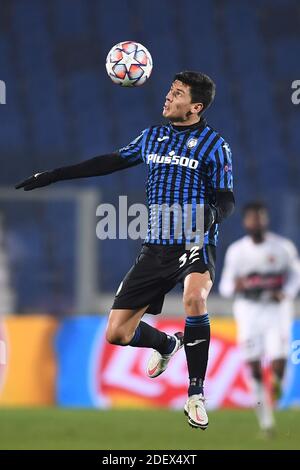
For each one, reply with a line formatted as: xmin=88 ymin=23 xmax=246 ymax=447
xmin=243 ymin=209 xmax=269 ymax=237
xmin=163 ymin=80 xmax=203 ymax=123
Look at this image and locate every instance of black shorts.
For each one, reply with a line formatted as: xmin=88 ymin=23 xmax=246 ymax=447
xmin=112 ymin=243 xmax=216 ymax=315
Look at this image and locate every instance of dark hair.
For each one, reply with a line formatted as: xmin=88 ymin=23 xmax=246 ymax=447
xmin=242 ymin=201 xmax=268 ymax=217
xmin=174 ymin=71 xmax=216 ymax=113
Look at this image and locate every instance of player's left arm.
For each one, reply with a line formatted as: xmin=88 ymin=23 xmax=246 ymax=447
xmin=282 ymin=240 xmax=300 ymax=300
xmin=206 ymin=140 xmax=235 ymax=228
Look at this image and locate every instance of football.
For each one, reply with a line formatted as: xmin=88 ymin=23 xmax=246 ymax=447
xmin=105 ymin=41 xmax=153 ymax=87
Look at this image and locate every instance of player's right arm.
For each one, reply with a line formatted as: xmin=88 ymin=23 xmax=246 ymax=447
xmin=219 ymin=243 xmax=240 ymax=298
xmin=15 ymin=129 xmax=147 ymax=191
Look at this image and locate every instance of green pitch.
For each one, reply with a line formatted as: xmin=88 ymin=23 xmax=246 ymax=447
xmin=0 ymin=408 xmax=299 ymax=450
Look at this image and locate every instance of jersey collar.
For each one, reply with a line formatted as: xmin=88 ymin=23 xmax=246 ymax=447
xmin=169 ymin=116 xmax=207 ymax=134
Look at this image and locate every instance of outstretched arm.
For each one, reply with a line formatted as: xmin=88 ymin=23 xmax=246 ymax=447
xmin=15 ymin=152 xmax=141 ymax=191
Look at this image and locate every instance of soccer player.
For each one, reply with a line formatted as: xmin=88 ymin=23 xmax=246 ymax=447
xmin=219 ymin=202 xmax=300 ymax=435
xmin=16 ymin=71 xmax=235 ymax=429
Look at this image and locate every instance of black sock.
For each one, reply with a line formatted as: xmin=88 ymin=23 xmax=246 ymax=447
xmin=127 ymin=321 xmax=175 ymax=354
xmin=184 ymin=314 xmax=210 ymax=396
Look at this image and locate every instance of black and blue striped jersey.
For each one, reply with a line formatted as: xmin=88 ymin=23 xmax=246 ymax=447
xmin=119 ymin=119 xmax=233 ymax=246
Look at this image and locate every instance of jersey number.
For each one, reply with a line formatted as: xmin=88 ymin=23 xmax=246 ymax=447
xmin=179 ymin=247 xmax=201 ymax=268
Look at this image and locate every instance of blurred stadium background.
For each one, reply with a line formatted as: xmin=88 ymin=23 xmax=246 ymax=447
xmin=0 ymin=0 xmax=299 ymax=450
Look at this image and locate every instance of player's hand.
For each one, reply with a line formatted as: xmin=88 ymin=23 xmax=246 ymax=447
xmin=235 ymin=277 xmax=247 ymax=292
xmin=15 ymin=171 xmax=54 ymax=191
xmin=204 ymin=204 xmax=217 ymax=232
xmin=270 ymin=290 xmax=286 ymax=303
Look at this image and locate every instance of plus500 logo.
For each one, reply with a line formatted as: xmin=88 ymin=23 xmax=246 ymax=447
xmin=146 ymin=151 xmax=199 ymax=169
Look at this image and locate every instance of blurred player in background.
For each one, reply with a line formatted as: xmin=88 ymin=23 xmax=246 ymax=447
xmin=219 ymin=201 xmax=300 ymax=435
xmin=16 ymin=71 xmax=235 ymax=429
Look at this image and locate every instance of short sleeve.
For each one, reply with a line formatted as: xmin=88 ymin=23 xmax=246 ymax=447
xmin=118 ymin=129 xmax=148 ymax=163
xmin=208 ymin=141 xmax=233 ymax=190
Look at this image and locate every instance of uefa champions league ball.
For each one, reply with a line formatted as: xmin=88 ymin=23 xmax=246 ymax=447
xmin=106 ymin=41 xmax=153 ymax=87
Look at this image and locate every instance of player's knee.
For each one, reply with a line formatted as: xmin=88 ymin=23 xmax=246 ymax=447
xmin=183 ymin=289 xmax=207 ymax=312
xmin=272 ymin=359 xmax=285 ymax=381
xmin=106 ymin=325 xmax=133 ymax=345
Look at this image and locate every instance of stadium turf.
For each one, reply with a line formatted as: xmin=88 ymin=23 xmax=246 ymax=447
xmin=0 ymin=408 xmax=299 ymax=450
